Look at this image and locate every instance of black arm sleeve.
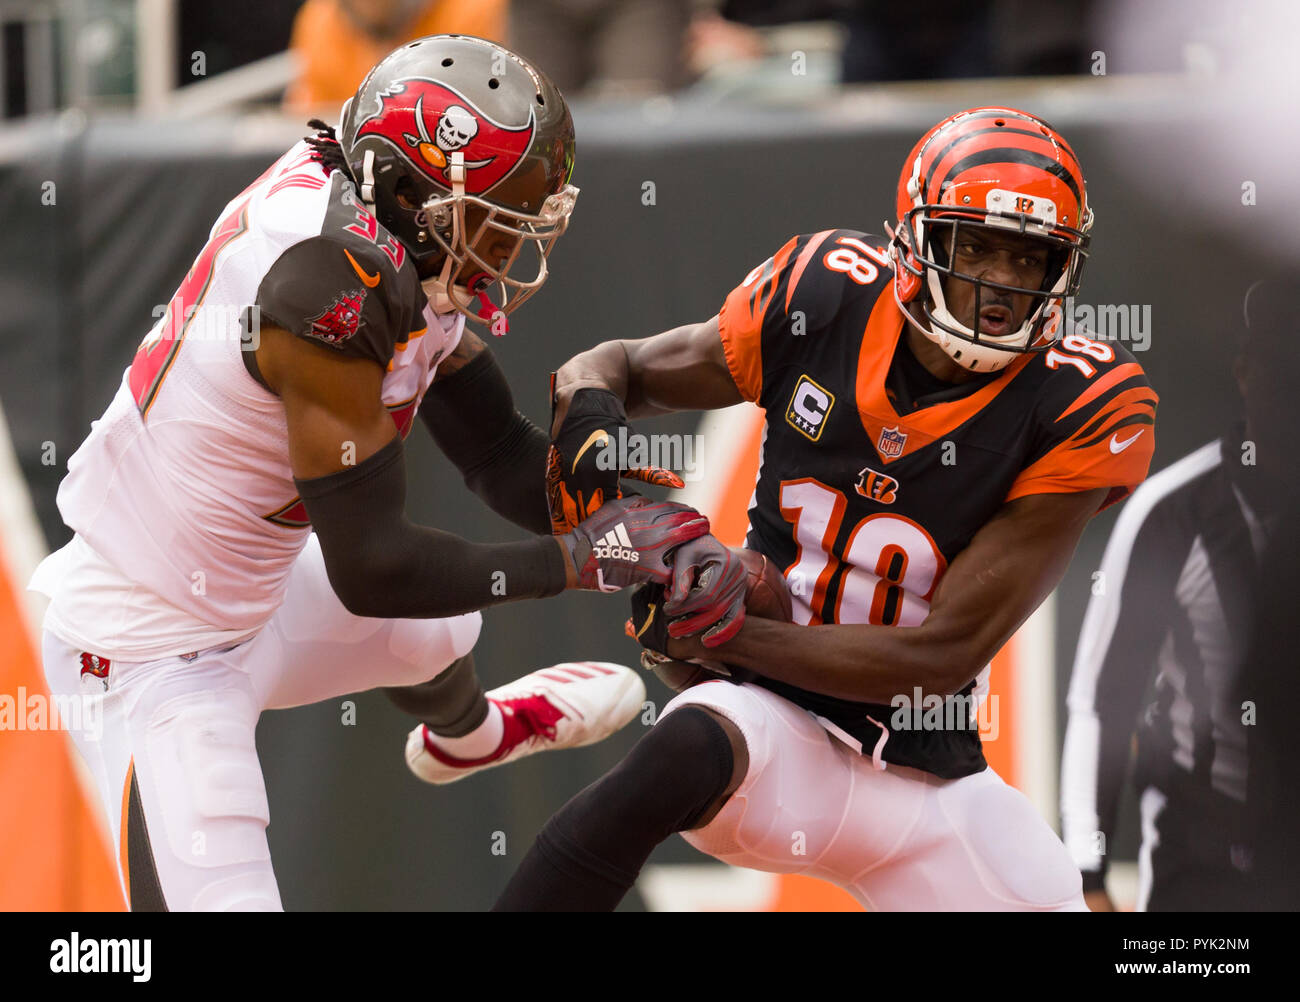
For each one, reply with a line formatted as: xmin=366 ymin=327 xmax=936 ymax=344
xmin=418 ymin=346 xmax=552 ymax=535
xmin=295 ymin=436 xmax=567 ymax=619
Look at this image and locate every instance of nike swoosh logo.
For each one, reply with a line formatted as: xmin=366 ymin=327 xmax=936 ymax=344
xmin=636 ymin=603 xmax=657 ymax=639
xmin=571 ymin=429 xmax=610 ymax=473
xmin=1109 ymin=430 xmax=1144 ymax=454
xmin=344 ymin=249 xmax=380 ymax=288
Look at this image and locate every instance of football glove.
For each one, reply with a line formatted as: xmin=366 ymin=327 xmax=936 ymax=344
xmin=627 ymin=584 xmax=748 ymax=687
xmin=546 ymin=385 xmax=683 ymax=535
xmin=662 ymin=534 xmax=748 ymax=647
xmin=562 ymin=495 xmax=709 ymax=592
xmin=627 ymin=581 xmax=670 ymax=654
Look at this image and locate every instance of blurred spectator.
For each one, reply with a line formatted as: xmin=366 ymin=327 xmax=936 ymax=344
xmin=180 ymin=2 xmax=301 ymax=88
xmin=992 ymin=0 xmax=1100 ymax=76
xmin=1060 ymin=275 xmax=1300 ymax=911
xmin=686 ymin=10 xmax=765 ymax=77
xmin=284 ymin=0 xmax=506 ymax=114
xmin=834 ymin=0 xmax=997 ymax=82
xmin=698 ymin=0 xmax=1100 ymax=85
xmin=508 ymin=0 xmax=691 ymax=97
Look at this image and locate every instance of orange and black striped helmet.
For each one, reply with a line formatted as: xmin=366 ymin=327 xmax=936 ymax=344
xmin=888 ymin=107 xmax=1093 ymax=372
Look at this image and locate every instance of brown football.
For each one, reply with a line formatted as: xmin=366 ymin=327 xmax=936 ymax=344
xmin=648 ymin=546 xmax=792 ymax=693
xmin=734 ymin=547 xmax=794 ymax=623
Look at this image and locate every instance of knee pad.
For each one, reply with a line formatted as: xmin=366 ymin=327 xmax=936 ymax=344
xmin=145 ymin=689 xmax=271 ymax=871
xmin=191 ymin=868 xmax=283 ymax=912
xmin=958 ymin=781 xmax=1084 ymax=908
xmin=384 ymin=611 xmax=482 ymax=685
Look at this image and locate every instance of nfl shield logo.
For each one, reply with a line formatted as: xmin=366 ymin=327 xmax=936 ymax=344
xmin=877 ymin=426 xmax=907 ymax=459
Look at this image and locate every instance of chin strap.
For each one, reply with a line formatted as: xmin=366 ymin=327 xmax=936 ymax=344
xmin=359 ymin=149 xmax=376 ymax=209
xmin=468 ymin=277 xmax=506 ymax=334
xmin=417 ymin=152 xmax=513 ymax=335
xmin=422 ymin=269 xmax=510 ymax=336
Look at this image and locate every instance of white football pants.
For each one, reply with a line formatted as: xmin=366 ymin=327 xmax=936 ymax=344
xmin=42 ymin=534 xmax=481 ymax=911
xmin=663 ymin=681 xmax=1086 ymax=911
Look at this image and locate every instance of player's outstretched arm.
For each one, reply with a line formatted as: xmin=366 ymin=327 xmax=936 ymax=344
xmin=551 ymin=315 xmax=743 ymax=430
xmin=256 ymin=324 xmax=569 ymax=616
xmin=663 ymin=487 xmax=1109 ymax=703
xmin=419 ymin=329 xmax=552 ymax=535
xmin=544 ymin=316 xmax=743 ymax=533
xmin=255 ymin=325 xmax=710 ymax=616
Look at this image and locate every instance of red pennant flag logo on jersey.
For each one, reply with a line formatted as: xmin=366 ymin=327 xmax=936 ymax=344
xmin=355 ymin=79 xmax=535 ymax=196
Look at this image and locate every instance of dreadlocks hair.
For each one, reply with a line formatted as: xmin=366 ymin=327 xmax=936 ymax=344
xmin=305 ymin=119 xmax=351 ymax=179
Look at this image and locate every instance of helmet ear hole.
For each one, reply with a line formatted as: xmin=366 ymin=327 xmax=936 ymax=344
xmin=393 ymin=176 xmax=422 ymax=211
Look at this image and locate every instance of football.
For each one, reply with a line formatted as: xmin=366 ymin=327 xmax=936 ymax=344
xmin=647 ymin=547 xmax=792 ymax=693
xmin=734 ymin=547 xmax=794 ymax=623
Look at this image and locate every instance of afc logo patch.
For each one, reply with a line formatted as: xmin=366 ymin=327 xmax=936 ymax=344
xmin=786 ymin=375 xmax=835 ymax=442
xmin=877 ymin=425 xmax=908 ymax=459
xmin=855 ymin=466 xmax=899 ymax=504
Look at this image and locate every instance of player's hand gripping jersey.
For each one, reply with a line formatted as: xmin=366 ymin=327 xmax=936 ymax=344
xmin=718 ymin=229 xmax=1157 ymax=777
xmin=41 ymin=141 xmax=462 ymax=659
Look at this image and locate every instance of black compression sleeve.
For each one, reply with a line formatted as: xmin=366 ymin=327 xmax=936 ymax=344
xmin=419 ymin=347 xmax=552 ymax=535
xmin=295 ymin=436 xmax=567 ymax=619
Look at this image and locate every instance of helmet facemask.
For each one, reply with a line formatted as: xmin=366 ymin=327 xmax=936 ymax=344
xmin=335 ymin=36 xmax=581 ymax=335
xmin=895 ymin=205 xmax=1091 ymax=372
xmin=413 ymin=152 xmax=579 ymax=330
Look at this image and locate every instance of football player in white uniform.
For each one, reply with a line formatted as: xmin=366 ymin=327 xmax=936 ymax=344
xmin=31 ymin=35 xmax=711 ymax=911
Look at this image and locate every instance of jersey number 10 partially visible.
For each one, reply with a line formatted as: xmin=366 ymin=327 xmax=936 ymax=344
xmin=779 ymin=479 xmax=947 ymax=627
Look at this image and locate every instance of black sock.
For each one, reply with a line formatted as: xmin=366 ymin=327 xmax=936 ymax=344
xmin=383 ymin=654 xmax=488 ymax=735
xmin=493 ymin=707 xmax=735 ymax=911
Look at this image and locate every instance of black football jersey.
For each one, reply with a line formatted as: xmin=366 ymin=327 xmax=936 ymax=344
xmin=717 ymin=229 xmax=1158 ymax=778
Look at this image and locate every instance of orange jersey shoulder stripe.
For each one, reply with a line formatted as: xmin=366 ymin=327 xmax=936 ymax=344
xmin=1008 ymin=398 xmax=1156 ymax=508
xmin=718 ymin=235 xmax=801 ymax=402
xmin=1055 ymin=361 xmax=1145 ymax=423
xmin=784 ymin=230 xmax=835 ymax=313
xmin=1065 ymin=385 xmax=1159 ymax=444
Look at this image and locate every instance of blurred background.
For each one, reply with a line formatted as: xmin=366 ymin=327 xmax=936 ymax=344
xmin=0 ymin=0 xmax=1295 ymax=910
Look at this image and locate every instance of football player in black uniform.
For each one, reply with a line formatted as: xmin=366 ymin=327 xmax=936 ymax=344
xmin=497 ymin=107 xmax=1158 ymax=911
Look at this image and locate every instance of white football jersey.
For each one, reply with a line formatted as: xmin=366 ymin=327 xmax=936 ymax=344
xmin=33 ymin=141 xmax=463 ymax=659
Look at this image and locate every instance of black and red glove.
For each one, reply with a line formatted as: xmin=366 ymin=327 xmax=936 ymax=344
xmin=626 ymin=583 xmax=753 ymax=691
xmin=562 ymin=495 xmax=709 ymax=592
xmin=626 ymin=581 xmax=671 ymax=655
xmin=662 ymin=535 xmax=748 ymax=647
xmin=546 ymin=385 xmax=683 ymax=535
